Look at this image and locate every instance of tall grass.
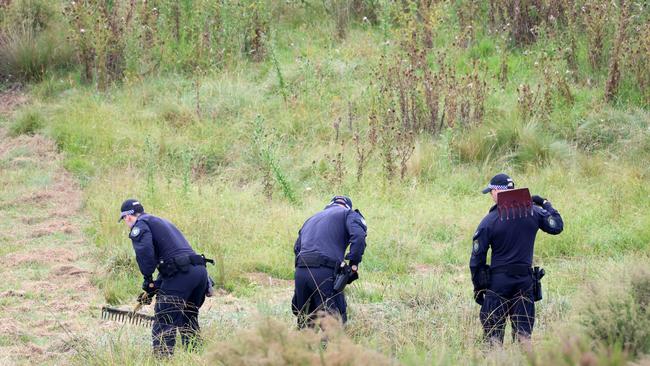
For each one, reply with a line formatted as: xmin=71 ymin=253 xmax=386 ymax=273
xmin=9 ymin=109 xmax=44 ymax=136
xmin=0 ymin=0 xmax=73 ymax=83
xmin=9 ymin=0 xmax=650 ymax=364
xmin=0 ymin=24 xmax=73 ymax=82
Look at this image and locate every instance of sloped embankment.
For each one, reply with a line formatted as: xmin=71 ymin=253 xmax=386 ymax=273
xmin=0 ymin=92 xmax=103 ymax=364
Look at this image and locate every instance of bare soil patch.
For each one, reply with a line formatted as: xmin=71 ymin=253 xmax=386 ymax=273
xmin=0 ymin=89 xmax=28 ymax=117
xmin=245 ymin=272 xmax=293 ymax=288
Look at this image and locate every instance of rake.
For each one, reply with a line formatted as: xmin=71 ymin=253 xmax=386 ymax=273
xmin=101 ymin=296 xmax=154 ymax=327
xmin=496 ymin=188 xmax=533 ymax=220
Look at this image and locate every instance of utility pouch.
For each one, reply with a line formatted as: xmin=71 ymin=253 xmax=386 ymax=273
xmin=174 ymin=256 xmax=191 ymax=273
xmin=158 ymin=261 xmax=178 ymax=278
xmin=533 ymin=266 xmax=545 ymax=302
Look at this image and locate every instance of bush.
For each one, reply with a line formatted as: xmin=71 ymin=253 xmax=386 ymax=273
xmin=575 ymin=108 xmax=650 ymax=152
xmin=0 ymin=24 xmax=73 ymax=83
xmin=452 ymin=119 xmax=564 ymax=166
xmin=0 ymin=0 xmax=72 ymax=83
xmin=1 ymin=0 xmax=56 ymax=32
xmin=582 ymin=270 xmax=650 ymax=358
xmin=158 ymin=102 xmax=196 ymax=128
xmin=210 ymin=317 xmax=394 ymax=366
xmin=9 ymin=109 xmax=44 ymax=136
xmin=528 ymin=335 xmax=629 ymax=366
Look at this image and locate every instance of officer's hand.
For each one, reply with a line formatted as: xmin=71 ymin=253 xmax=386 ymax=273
xmin=532 ymin=195 xmax=547 ymax=206
xmin=350 ymin=265 xmax=358 ymax=273
xmin=142 ymin=277 xmax=157 ymax=295
xmin=137 ymin=291 xmax=153 ymax=305
xmin=474 ymin=289 xmax=485 ymax=305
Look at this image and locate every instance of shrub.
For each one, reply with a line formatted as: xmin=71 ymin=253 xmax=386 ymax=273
xmin=210 ymin=317 xmax=394 ymax=366
xmin=159 ymin=102 xmax=195 ymax=128
xmin=9 ymin=109 xmax=44 ymax=136
xmin=575 ymin=108 xmax=649 ymax=152
xmin=0 ymin=24 xmax=73 ymax=83
xmin=0 ymin=0 xmax=72 ymax=83
xmin=1 ymin=0 xmax=56 ymax=32
xmin=582 ymin=270 xmax=650 ymax=358
xmin=528 ymin=335 xmax=629 ymax=366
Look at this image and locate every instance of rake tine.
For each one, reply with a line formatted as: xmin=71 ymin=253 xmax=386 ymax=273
xmin=101 ymin=305 xmax=154 ymax=327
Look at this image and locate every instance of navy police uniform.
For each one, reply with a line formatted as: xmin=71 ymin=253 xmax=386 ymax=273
xmin=120 ymin=200 xmax=209 ymax=356
xmin=292 ymin=196 xmax=367 ymax=327
xmin=470 ymin=175 xmax=563 ymax=343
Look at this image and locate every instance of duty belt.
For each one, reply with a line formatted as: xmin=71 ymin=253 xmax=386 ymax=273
xmin=490 ymin=265 xmax=532 ymax=276
xmin=295 ymin=253 xmax=338 ymax=269
xmin=158 ymin=254 xmax=214 ymax=277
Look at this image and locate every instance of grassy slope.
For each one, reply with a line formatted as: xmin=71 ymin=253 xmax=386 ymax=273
xmin=0 ymin=125 xmax=105 ymax=364
xmin=4 ymin=2 xmax=650 ymax=365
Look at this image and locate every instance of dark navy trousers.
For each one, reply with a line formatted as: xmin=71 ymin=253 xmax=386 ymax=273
xmin=293 ymin=266 xmax=347 ymax=328
xmin=153 ymin=264 xmax=208 ymax=355
xmin=480 ymin=273 xmax=535 ymax=343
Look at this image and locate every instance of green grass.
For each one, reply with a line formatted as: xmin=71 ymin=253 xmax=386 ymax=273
xmin=3 ymin=0 xmax=650 ymax=364
xmin=9 ymin=109 xmax=44 ymax=136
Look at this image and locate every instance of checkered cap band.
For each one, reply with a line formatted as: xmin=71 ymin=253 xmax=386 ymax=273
xmin=488 ymin=184 xmax=511 ymax=190
xmin=120 ymin=209 xmax=135 ymax=217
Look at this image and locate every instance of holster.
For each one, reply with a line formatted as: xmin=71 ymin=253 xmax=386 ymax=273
xmin=333 ymin=263 xmax=352 ymax=293
xmin=532 ymin=266 xmax=545 ymax=302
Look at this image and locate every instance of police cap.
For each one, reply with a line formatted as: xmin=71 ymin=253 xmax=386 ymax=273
xmin=118 ymin=198 xmax=144 ymax=222
xmin=481 ymin=173 xmax=515 ymax=194
xmin=329 ymin=195 xmax=352 ymax=209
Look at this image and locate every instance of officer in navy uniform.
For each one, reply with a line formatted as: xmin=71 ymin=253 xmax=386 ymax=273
xmin=119 ymin=199 xmax=210 ymax=356
xmin=470 ymin=174 xmax=563 ymax=344
xmin=292 ymin=196 xmax=367 ymax=328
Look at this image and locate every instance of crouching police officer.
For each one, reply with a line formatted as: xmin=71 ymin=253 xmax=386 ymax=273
xmin=292 ymin=196 xmax=367 ymax=328
xmin=119 ymin=199 xmax=212 ymax=356
xmin=470 ymin=174 xmax=563 ymax=344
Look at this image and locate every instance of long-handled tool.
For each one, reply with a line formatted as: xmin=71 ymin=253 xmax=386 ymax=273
xmin=101 ymin=293 xmax=154 ymax=327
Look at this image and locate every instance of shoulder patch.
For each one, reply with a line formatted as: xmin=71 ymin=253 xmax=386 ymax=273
xmin=473 ymin=240 xmax=479 ymax=253
xmin=130 ymin=226 xmax=141 ymax=238
xmin=547 ymin=217 xmax=557 ymax=228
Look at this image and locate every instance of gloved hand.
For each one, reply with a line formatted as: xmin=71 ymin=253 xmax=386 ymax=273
xmin=137 ymin=291 xmax=153 ymax=305
xmin=142 ymin=276 xmax=157 ymax=296
xmin=474 ymin=289 xmax=485 ymax=305
xmin=532 ymin=195 xmax=547 ymax=206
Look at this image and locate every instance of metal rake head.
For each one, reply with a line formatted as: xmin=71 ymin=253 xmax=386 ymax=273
xmin=496 ymin=188 xmax=533 ymax=220
xmin=101 ymin=306 xmax=154 ymax=327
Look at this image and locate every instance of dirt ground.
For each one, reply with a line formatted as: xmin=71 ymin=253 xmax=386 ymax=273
xmin=0 ymin=91 xmax=104 ymax=365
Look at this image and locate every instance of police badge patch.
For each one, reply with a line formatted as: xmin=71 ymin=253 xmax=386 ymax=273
xmin=130 ymin=226 xmax=141 ymax=237
xmin=473 ymin=240 xmax=479 ymax=253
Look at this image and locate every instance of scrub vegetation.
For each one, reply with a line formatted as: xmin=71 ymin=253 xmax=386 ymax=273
xmin=1 ymin=0 xmax=649 ymax=365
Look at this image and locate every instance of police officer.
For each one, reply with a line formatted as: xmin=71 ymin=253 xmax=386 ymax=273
xmin=292 ymin=196 xmax=367 ymax=328
xmin=470 ymin=174 xmax=563 ymax=344
xmin=119 ymin=199 xmax=211 ymax=356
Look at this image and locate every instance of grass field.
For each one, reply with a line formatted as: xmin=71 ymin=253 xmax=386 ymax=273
xmin=1 ymin=0 xmax=649 ymax=364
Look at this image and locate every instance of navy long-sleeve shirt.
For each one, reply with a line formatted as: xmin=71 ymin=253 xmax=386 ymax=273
xmin=469 ymin=201 xmax=563 ymax=286
xmin=128 ymin=213 xmax=196 ymax=278
xmin=294 ymin=205 xmax=367 ymax=266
